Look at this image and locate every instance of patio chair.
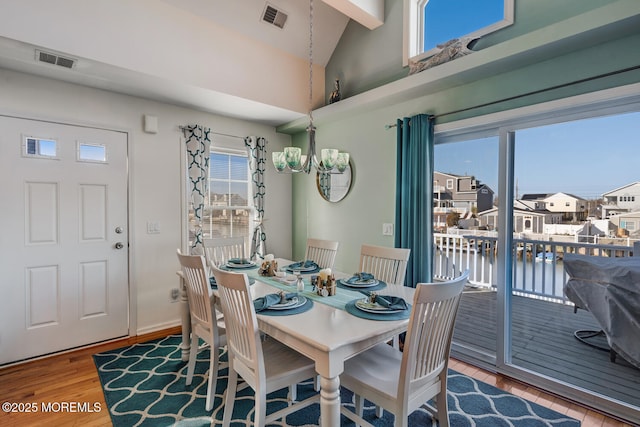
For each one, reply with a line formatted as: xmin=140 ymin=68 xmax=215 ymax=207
xmin=176 ymin=249 xmax=226 ymax=411
xmin=212 ymin=266 xmax=320 ymax=426
xmin=340 ymin=271 xmax=469 ymax=427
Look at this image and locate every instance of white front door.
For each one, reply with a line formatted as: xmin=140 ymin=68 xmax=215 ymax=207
xmin=0 ymin=116 xmax=129 ymax=365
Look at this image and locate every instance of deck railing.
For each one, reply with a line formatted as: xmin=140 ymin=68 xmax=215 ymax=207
xmin=433 ymin=232 xmax=636 ymax=303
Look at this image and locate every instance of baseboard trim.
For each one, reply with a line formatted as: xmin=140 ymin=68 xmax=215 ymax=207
xmin=0 ymin=326 xmax=183 ymax=370
xmin=136 ymin=320 xmax=182 ymax=336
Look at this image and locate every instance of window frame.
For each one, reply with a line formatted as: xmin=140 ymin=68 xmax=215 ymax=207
xmin=182 ymin=137 xmax=256 ymax=253
xmin=22 ymin=135 xmax=59 ymax=159
xmin=204 ymin=147 xmax=254 ymax=240
xmin=403 ymin=0 xmax=514 ymax=66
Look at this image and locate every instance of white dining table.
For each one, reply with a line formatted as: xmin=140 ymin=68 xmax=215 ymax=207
xmin=179 ymin=258 xmax=414 ymax=427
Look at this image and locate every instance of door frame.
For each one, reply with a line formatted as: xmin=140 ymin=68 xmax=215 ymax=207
xmin=0 ymin=110 xmax=136 ymax=340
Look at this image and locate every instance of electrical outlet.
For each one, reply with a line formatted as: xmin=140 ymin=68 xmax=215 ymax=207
xmin=170 ymin=288 xmax=180 ymax=302
xmin=382 ymin=223 xmax=394 ymax=236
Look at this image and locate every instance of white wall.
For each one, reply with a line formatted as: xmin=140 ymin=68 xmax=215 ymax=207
xmin=0 ymin=68 xmax=292 ymax=334
xmin=0 ymin=0 xmax=317 ymax=114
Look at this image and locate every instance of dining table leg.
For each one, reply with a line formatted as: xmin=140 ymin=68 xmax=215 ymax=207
xmin=319 ymin=375 xmax=341 ymax=427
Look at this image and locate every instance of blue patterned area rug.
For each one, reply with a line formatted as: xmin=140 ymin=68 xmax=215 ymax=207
xmin=93 ymin=335 xmax=580 ymax=426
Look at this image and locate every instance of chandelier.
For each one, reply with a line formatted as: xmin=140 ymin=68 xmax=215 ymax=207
xmin=272 ymin=0 xmax=349 ymax=174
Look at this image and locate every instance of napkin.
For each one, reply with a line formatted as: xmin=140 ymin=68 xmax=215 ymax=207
xmin=253 ymin=292 xmax=298 ymax=312
xmin=374 ymin=295 xmax=408 ymax=310
xmin=347 ymin=272 xmax=375 ymax=283
xmin=228 ymin=257 xmax=251 ymax=265
xmin=359 ymin=291 xmax=408 ymax=310
xmin=288 ymin=260 xmax=318 ymax=270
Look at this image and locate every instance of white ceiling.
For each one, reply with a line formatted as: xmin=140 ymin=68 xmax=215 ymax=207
xmin=0 ymin=0 xmax=379 ymax=127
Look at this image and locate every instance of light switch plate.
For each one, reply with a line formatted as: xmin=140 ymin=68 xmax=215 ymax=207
xmin=382 ymin=223 xmax=394 ymax=236
xmin=147 ymin=221 xmax=160 ymax=234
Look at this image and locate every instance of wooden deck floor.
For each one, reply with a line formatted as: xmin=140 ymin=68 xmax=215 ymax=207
xmin=453 ymin=289 xmax=640 ymax=412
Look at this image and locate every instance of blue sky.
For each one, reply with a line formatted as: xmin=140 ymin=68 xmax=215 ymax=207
xmin=424 ymin=0 xmax=503 ymax=49
xmin=434 ymin=112 xmax=640 ymax=200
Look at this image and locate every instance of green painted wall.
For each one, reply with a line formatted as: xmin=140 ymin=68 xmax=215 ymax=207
xmin=290 ymin=0 xmax=640 ymax=274
xmin=324 ymin=0 xmax=621 ymax=100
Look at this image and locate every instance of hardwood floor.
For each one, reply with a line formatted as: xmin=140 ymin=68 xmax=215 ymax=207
xmin=0 ymin=327 xmax=632 ymax=427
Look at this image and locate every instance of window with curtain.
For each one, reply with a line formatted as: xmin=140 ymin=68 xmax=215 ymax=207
xmin=188 ymin=149 xmax=254 ymax=245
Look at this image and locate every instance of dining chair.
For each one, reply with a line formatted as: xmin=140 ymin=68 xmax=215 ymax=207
xmin=340 ymin=271 xmax=469 ymax=427
xmin=359 ymin=244 xmax=411 ymax=287
xmin=305 ymin=238 xmax=340 ymax=269
xmin=203 ymin=237 xmax=246 ymax=268
xmin=176 ymin=249 xmax=227 ymax=411
xmin=360 ymin=243 xmax=411 ymax=356
xmin=211 ymin=266 xmax=320 ymax=426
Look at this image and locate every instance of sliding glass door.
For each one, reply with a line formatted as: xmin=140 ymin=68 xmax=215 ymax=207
xmin=507 ymin=112 xmax=640 ymax=419
xmin=436 ymin=90 xmax=640 ymax=425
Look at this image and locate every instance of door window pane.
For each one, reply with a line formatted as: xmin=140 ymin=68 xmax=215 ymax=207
xmin=77 ymin=143 xmax=107 ymax=163
xmin=434 ymin=136 xmax=498 ymax=360
xmin=511 ymin=111 xmax=640 ymax=411
xmin=23 ymin=137 xmax=57 ymax=158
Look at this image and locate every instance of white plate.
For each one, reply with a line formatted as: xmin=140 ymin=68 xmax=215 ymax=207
xmin=339 ymin=278 xmax=379 ymax=288
xmin=278 ymin=275 xmax=297 ymax=284
xmin=285 ymin=263 xmax=318 ymax=272
xmin=226 ymin=261 xmax=256 ymax=269
xmin=268 ymin=295 xmax=307 ymax=311
xmin=355 ymin=298 xmax=403 ymax=314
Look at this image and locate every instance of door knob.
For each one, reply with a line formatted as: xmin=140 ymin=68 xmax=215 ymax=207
xmin=115 ymin=226 xmax=124 ymax=234
xmin=115 ymin=242 xmax=124 ymax=249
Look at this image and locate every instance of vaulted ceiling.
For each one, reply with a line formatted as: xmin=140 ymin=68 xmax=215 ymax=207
xmin=0 ymin=0 xmax=384 ymax=126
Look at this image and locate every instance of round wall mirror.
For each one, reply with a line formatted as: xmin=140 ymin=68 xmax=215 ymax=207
xmin=316 ymin=160 xmax=353 ymax=203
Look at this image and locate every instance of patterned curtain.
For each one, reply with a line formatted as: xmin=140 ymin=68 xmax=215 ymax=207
xmin=245 ymin=136 xmax=267 ymax=259
xmin=319 ymin=172 xmax=331 ymax=199
xmin=394 ymin=114 xmax=435 ymax=286
xmin=184 ymin=125 xmax=211 ymax=255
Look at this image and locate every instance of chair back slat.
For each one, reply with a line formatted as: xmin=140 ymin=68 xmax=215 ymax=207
xmin=177 ymin=251 xmax=213 ymax=327
xmin=305 ymin=238 xmax=339 ymax=269
xmin=401 ymin=272 xmax=468 ymax=390
xmin=359 ymin=244 xmax=411 ymax=286
xmin=204 ymin=237 xmax=246 ymax=267
xmin=212 ymin=267 xmax=264 ymax=384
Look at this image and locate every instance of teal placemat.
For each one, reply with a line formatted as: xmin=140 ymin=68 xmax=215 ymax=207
xmin=345 ymin=299 xmax=411 ymax=321
xmin=245 ymin=269 xmax=401 ymax=313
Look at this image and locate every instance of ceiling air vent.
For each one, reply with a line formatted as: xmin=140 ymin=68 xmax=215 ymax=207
xmin=262 ymin=3 xmax=287 ymax=29
xmin=35 ymin=50 xmax=76 ymax=69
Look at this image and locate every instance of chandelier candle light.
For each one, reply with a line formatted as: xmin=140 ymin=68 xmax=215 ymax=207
xmin=272 ymin=0 xmax=349 ymax=174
